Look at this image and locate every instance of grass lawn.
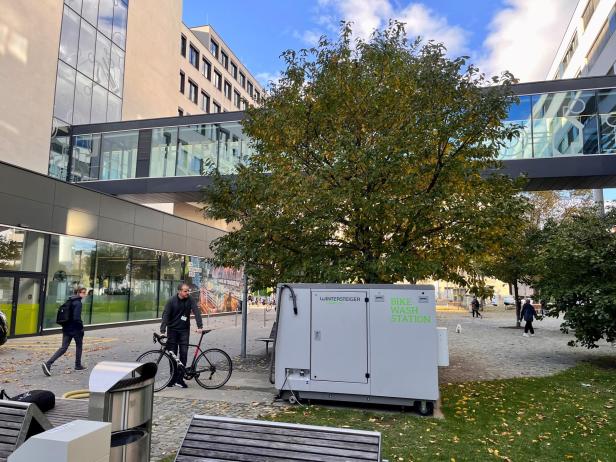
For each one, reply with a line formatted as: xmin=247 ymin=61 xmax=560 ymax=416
xmin=263 ymin=360 xmax=616 ymax=461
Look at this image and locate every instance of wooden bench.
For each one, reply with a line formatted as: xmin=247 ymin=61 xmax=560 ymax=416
xmin=0 ymin=401 xmax=52 ymax=462
xmin=175 ymin=415 xmax=383 ymax=461
xmin=44 ymin=398 xmax=89 ymax=427
xmin=255 ymin=322 xmax=277 ymax=355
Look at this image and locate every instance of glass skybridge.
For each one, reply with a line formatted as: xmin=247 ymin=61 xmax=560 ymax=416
xmin=49 ymin=75 xmax=616 ymax=194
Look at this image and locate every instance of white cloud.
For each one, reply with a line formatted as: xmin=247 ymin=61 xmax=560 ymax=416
xmin=304 ymin=0 xmax=467 ymax=55
xmin=292 ymin=29 xmax=322 ymax=46
xmin=397 ymin=3 xmax=468 ymax=55
xmin=255 ymin=71 xmax=282 ymax=89
xmin=478 ymin=0 xmax=578 ymax=82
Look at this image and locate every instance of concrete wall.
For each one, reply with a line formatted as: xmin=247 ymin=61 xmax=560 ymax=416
xmin=122 ymin=0 xmax=183 ymax=120
xmin=0 ymin=161 xmax=224 ymax=258
xmin=173 ymin=202 xmax=239 ymax=233
xmin=0 ymin=0 xmax=62 ymax=173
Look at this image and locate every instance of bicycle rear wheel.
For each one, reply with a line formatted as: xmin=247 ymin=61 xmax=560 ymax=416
xmin=194 ymin=348 xmax=232 ymax=389
xmin=136 ymin=350 xmax=175 ymax=392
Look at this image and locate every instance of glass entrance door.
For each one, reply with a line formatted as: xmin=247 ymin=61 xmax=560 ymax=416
xmin=0 ymin=277 xmax=14 ymax=335
xmin=15 ymin=278 xmax=42 ymax=335
xmin=0 ymin=276 xmax=43 ymax=336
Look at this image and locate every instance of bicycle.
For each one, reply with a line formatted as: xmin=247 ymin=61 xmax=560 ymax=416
xmin=136 ymin=330 xmax=232 ymax=392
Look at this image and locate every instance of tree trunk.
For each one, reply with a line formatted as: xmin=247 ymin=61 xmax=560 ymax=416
xmin=513 ymin=281 xmax=521 ymax=328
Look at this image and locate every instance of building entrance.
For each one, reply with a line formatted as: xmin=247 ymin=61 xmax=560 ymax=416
xmin=0 ymin=275 xmax=44 ymax=336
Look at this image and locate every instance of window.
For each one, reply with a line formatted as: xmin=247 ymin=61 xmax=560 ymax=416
xmin=241 ymin=99 xmax=248 ymax=110
xmin=214 ymin=70 xmax=222 ymax=90
xmin=210 ymin=38 xmax=219 ymax=58
xmin=188 ymin=80 xmax=198 ymax=104
xmin=224 ymin=80 xmax=232 ymax=100
xmin=233 ymin=90 xmax=241 ymax=109
xmin=201 ymin=91 xmax=210 ymax=113
xmin=213 ymin=101 xmax=221 ymax=113
xmin=189 ymin=44 xmax=199 ymax=68
xmin=94 ymin=32 xmax=111 ymax=88
xmin=583 ymin=0 xmax=599 ymax=29
xmin=231 ymin=62 xmax=238 ymax=79
xmin=202 ymin=57 xmax=211 ymax=80
xmin=181 ymin=34 xmax=187 ymax=57
xmin=179 ymin=71 xmax=185 ymax=93
xmin=239 ymin=72 xmax=246 ymax=89
xmin=178 ymin=107 xmax=184 ymax=116
xmin=587 ymin=9 xmax=616 ymax=69
xmin=59 ymin=6 xmax=80 ymax=67
xmin=255 ymin=90 xmax=261 ymax=103
xmin=561 ymin=33 xmax=578 ymax=70
xmin=247 ymin=81 xmax=253 ymax=97
xmin=220 ymin=51 xmax=229 ymax=69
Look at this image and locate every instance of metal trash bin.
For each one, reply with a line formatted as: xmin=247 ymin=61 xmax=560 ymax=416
xmin=88 ymin=361 xmax=157 ymax=462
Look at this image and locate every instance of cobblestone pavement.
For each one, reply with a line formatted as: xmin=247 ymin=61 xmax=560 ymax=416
xmin=151 ymin=396 xmax=281 ymax=461
xmin=2 ymin=307 xmax=615 ymax=460
xmin=437 ymin=309 xmax=616 ymax=383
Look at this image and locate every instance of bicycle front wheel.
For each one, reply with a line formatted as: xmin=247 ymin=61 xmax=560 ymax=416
xmin=194 ymin=348 xmax=232 ymax=389
xmin=137 ymin=350 xmax=175 ymax=392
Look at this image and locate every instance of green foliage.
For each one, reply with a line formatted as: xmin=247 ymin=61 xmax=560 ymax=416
xmin=264 ymin=361 xmax=616 ymax=461
xmin=532 ymin=208 xmax=616 ymax=348
xmin=203 ymin=22 xmax=527 ymax=289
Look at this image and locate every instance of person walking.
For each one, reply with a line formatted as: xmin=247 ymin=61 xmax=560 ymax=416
xmin=520 ymin=298 xmax=538 ymax=337
xmin=42 ymin=287 xmax=87 ymax=376
xmin=471 ymin=296 xmax=482 ymax=318
xmin=160 ymin=283 xmax=203 ymax=388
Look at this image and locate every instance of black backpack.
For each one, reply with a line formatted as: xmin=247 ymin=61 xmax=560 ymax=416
xmin=56 ymin=299 xmax=73 ymax=326
xmin=0 ymin=389 xmax=56 ymax=412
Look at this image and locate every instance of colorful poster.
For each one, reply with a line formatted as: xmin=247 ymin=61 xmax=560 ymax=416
xmin=186 ymin=257 xmax=244 ymax=314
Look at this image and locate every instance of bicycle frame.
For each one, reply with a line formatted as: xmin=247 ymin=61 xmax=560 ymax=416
xmin=156 ymin=330 xmax=208 ymax=370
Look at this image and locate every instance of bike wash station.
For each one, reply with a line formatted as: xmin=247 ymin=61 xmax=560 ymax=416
xmin=272 ymin=284 xmax=449 ymax=415
xmin=3 ymin=283 xmax=448 ymax=461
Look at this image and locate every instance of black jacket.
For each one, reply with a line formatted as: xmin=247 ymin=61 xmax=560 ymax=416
xmin=520 ymin=302 xmax=537 ymax=322
xmin=63 ymin=296 xmax=84 ymax=335
xmin=160 ymin=294 xmax=203 ymax=333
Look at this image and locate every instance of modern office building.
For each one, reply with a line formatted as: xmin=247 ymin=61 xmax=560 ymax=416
xmin=1 ymin=0 xmax=262 ymax=215
xmin=546 ymin=0 xmax=616 ymax=205
xmin=0 ymin=0 xmax=264 ymax=337
xmin=547 ymin=0 xmax=616 ymax=79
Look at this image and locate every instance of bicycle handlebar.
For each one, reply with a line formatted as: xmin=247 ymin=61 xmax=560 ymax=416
xmin=153 ymin=332 xmax=167 ymax=344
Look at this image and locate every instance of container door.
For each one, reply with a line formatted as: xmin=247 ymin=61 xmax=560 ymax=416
xmin=310 ymin=291 xmax=368 ymax=383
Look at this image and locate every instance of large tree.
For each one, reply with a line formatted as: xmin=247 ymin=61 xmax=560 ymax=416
xmin=203 ymin=23 xmax=527 ymax=289
xmin=531 ymin=208 xmax=616 ymax=348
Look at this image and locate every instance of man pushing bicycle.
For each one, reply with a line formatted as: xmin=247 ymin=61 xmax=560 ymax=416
xmin=160 ymin=283 xmax=203 ymax=388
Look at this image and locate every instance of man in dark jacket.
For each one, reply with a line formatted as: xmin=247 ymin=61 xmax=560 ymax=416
xmin=161 ymin=283 xmax=203 ymax=388
xmin=42 ymin=287 xmax=87 ymax=376
xmin=471 ymin=296 xmax=482 ymax=318
xmin=520 ymin=299 xmax=538 ymax=337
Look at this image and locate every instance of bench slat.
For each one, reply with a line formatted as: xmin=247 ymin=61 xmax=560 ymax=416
xmin=190 ymin=419 xmax=379 ymax=445
xmin=183 ymin=433 xmax=378 ymax=460
xmin=180 ymin=444 xmax=363 ymax=462
xmin=187 ymin=427 xmax=378 ymax=452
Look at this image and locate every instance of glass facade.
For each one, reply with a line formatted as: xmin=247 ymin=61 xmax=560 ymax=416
xmin=53 ymin=0 xmax=129 ymax=128
xmin=69 ymin=121 xmax=252 ymax=181
xmin=0 ymin=225 xmax=245 ymax=335
xmin=499 ymin=89 xmax=616 ymax=159
xmin=55 ymin=85 xmax=616 ymax=182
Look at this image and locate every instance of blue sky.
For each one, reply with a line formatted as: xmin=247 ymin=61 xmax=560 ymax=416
xmin=183 ymin=0 xmax=578 ymax=87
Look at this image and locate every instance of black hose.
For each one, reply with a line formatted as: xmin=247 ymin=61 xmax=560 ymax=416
xmin=269 ymin=284 xmax=298 ymax=384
